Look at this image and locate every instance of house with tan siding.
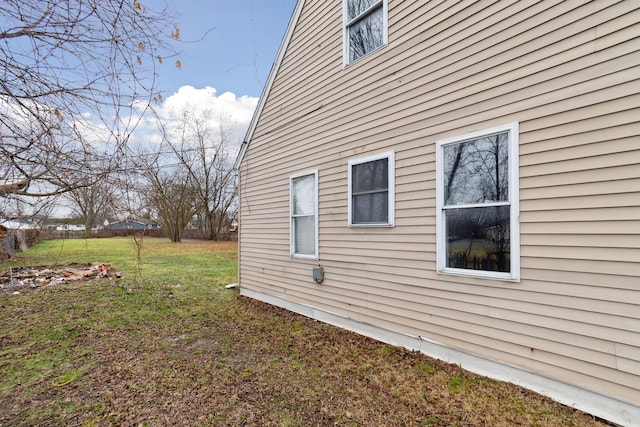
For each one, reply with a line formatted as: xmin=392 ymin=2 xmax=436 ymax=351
xmin=234 ymin=1 xmax=640 ymax=425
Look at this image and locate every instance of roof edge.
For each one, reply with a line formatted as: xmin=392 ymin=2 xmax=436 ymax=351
xmin=233 ymin=0 xmax=305 ymax=172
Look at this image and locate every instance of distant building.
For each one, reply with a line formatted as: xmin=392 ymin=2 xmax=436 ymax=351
xmin=54 ymin=224 xmax=85 ymax=232
xmin=107 ymin=221 xmax=160 ymax=230
xmin=107 ymin=221 xmax=145 ymax=230
xmin=0 ymin=219 xmax=40 ymax=230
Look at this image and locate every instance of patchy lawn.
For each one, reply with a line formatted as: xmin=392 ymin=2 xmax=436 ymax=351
xmin=0 ymin=238 xmax=611 ymax=426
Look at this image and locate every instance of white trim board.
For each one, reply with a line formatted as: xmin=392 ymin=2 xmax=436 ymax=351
xmin=240 ymin=287 xmax=639 ymax=427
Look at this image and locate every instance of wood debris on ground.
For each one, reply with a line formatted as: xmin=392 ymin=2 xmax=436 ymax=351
xmin=0 ymin=263 xmax=119 ymax=292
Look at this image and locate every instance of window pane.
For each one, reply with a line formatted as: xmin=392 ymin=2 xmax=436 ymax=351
xmin=347 ymin=0 xmax=380 ymax=20
xmin=445 ymin=206 xmax=510 ymax=272
xmin=443 ymin=132 xmax=509 ymax=205
xmin=292 ymin=174 xmax=315 ymax=216
xmin=294 ymin=216 xmax=315 ymax=255
xmin=348 ymin=6 xmax=384 ymax=62
xmin=353 ymin=192 xmax=388 ymax=223
xmin=352 ymin=158 xmax=388 ymax=193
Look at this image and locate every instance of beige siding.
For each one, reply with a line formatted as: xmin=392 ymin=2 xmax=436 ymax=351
xmin=239 ymin=0 xmax=640 ymax=408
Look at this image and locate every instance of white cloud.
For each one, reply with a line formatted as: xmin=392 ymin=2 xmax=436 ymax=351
xmin=144 ymin=85 xmax=259 ymax=150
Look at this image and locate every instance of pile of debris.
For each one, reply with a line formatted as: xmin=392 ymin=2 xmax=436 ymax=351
xmin=0 ymin=263 xmax=119 ymax=292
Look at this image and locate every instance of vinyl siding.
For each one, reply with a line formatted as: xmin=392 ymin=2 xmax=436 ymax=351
xmin=238 ymin=0 xmax=640 ymax=409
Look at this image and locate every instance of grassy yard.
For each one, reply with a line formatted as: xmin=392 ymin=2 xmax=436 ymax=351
xmin=0 ymin=237 xmax=610 ymax=426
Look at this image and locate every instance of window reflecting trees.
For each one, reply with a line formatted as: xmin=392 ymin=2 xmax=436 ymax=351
xmin=442 ymin=132 xmax=512 ymax=273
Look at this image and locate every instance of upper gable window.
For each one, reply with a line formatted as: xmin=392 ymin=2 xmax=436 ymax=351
xmin=348 ymin=151 xmax=395 ymax=227
xmin=343 ymin=0 xmax=388 ymax=64
xmin=436 ymin=123 xmax=520 ymax=281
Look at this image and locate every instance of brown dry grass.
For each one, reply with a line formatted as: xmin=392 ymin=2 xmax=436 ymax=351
xmin=0 ymin=238 xmax=612 ymax=426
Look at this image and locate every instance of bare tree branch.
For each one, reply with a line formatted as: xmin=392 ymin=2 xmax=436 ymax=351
xmin=0 ymin=0 xmax=179 ymax=199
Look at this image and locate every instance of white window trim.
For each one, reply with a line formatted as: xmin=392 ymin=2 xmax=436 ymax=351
xmin=290 ymin=169 xmax=319 ymax=260
xmin=348 ymin=150 xmax=395 ymax=228
xmin=435 ymin=123 xmax=520 ymax=282
xmin=342 ymin=0 xmax=389 ymax=66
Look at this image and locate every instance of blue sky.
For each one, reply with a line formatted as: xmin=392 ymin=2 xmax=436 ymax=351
xmin=156 ymin=0 xmax=298 ymax=98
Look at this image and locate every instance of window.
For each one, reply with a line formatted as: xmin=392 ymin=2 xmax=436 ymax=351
xmin=436 ymin=124 xmax=520 ymax=281
xmin=348 ymin=151 xmax=394 ymax=227
xmin=343 ymin=0 xmax=388 ymax=64
xmin=290 ymin=170 xmax=318 ymax=259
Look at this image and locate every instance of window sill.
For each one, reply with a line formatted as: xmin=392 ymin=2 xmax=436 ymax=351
xmin=348 ymin=222 xmax=394 ymax=228
xmin=437 ymin=268 xmax=520 ymax=283
xmin=291 ymin=254 xmax=319 ymax=261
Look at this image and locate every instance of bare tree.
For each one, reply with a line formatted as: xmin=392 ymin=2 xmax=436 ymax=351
xmin=0 ymin=0 xmax=179 ymax=199
xmin=163 ymin=107 xmax=237 ymax=241
xmin=146 ymin=170 xmax=197 ymax=243
xmin=66 ymin=181 xmax=117 ymax=238
xmin=135 ymin=147 xmax=196 ymax=243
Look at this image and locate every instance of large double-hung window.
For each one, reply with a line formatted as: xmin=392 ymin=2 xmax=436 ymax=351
xmin=436 ymin=123 xmax=520 ymax=281
xmin=343 ymin=0 xmax=388 ymax=64
xmin=290 ymin=170 xmax=319 ymax=259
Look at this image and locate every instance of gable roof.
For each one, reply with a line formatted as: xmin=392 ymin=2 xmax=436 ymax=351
xmin=233 ymin=0 xmax=305 ymax=172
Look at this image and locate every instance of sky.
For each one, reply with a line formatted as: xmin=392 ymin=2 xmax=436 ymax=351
xmin=159 ymin=0 xmax=298 ymax=97
xmin=137 ymin=0 xmax=298 ymax=148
